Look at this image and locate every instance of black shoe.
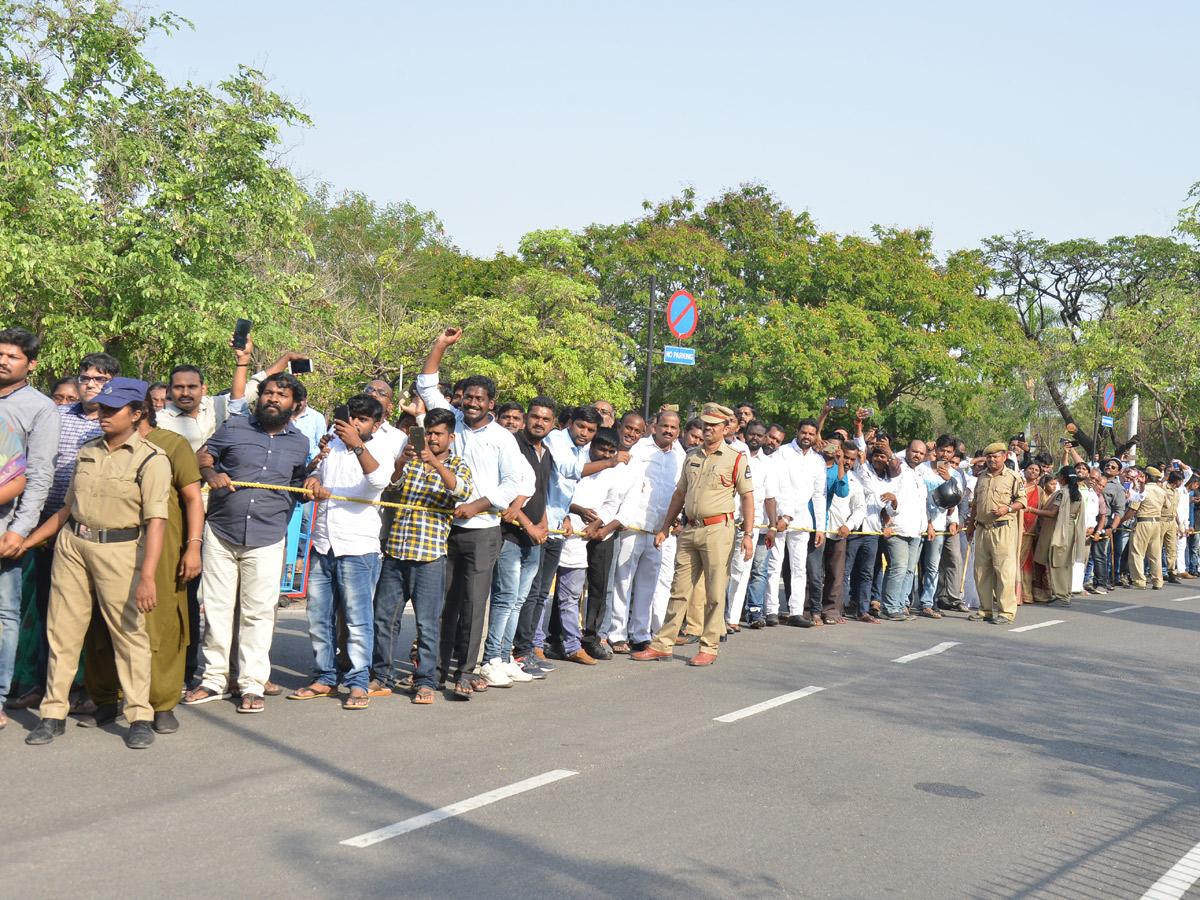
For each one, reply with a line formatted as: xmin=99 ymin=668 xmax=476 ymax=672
xmin=967 ymin=612 xmax=993 ymax=622
xmin=125 ymin=720 xmax=155 ymax=749
xmin=880 ymin=610 xmax=915 ymax=621
xmin=765 ymin=614 xmax=779 ymax=626
xmin=630 ymin=640 xmax=651 ymax=653
xmin=152 ymin=710 xmax=180 ymax=734
xmin=787 ymin=615 xmax=816 ymax=627
xmin=583 ymin=642 xmax=613 ymax=661
xmin=747 ymin=617 xmax=766 ymax=629
xmin=1167 ymin=574 xmax=1182 ymax=584
xmin=75 ymin=702 xmax=121 ymax=729
xmin=26 ymin=717 xmax=66 ymax=745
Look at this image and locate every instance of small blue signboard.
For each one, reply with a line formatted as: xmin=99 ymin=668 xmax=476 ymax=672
xmin=1100 ymin=415 xmax=1114 ymax=428
xmin=1103 ymin=383 xmax=1115 ymax=412
xmin=663 ymin=345 xmax=696 ymax=365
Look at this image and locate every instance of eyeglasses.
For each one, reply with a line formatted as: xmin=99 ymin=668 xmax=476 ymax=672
xmin=363 ymin=385 xmax=392 ymax=398
xmin=78 ymin=375 xmax=111 ymax=384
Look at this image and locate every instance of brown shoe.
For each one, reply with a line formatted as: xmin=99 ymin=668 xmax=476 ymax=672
xmin=674 ymin=633 xmax=700 ymax=646
xmin=566 ymin=649 xmax=597 ymax=666
xmin=533 ymin=648 xmax=547 ymax=660
xmin=687 ymin=652 xmax=717 ymax=666
xmin=631 ymin=647 xmax=672 ymax=661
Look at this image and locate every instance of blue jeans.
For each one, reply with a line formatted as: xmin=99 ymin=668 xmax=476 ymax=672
xmin=1090 ymin=535 xmax=1110 ymax=588
xmin=883 ymin=535 xmax=921 ymax=614
xmin=744 ymin=535 xmax=771 ymax=619
xmin=916 ymin=532 xmax=946 ymax=610
xmin=305 ymin=550 xmax=380 ymax=693
xmin=1188 ymin=532 xmax=1200 ymax=575
xmin=846 ymin=533 xmax=879 ymax=617
xmin=0 ymin=557 xmax=23 ymax=704
xmin=1113 ymin=526 xmax=1131 ymax=579
xmin=372 ymin=554 xmax=446 ymax=690
xmin=515 ymin=537 xmax=563 ymax=658
xmin=485 ymin=540 xmax=542 ymax=663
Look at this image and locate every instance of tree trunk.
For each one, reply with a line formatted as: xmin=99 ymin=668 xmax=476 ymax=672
xmin=1042 ymin=375 xmax=1094 ymax=458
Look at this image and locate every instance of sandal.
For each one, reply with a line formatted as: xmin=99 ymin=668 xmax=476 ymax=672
xmin=917 ymin=608 xmax=943 ymax=618
xmin=610 ymin=641 xmax=631 ymax=654
xmin=467 ymin=676 xmax=489 ymax=693
xmin=413 ymin=686 xmax=435 ymax=705
xmin=366 ymin=680 xmax=393 ymax=697
xmin=394 ymin=674 xmax=417 ymax=694
xmin=263 ymin=681 xmax=284 ymax=696
xmin=343 ymin=691 xmax=369 ymax=710
xmin=810 ymin=616 xmax=825 ymax=627
xmin=450 ymin=679 xmax=472 ymax=701
xmin=286 ymin=685 xmax=338 ymax=700
xmin=183 ymin=686 xmax=230 ymax=705
xmin=6 ymin=688 xmax=43 ymax=710
xmin=237 ymin=694 xmax=265 ymax=714
xmin=822 ymin=615 xmax=846 ymax=625
xmin=69 ymin=696 xmax=97 ymax=715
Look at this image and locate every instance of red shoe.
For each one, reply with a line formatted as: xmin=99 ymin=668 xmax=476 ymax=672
xmin=687 ymin=652 xmax=717 ymax=666
xmin=631 ymin=648 xmax=672 ymax=661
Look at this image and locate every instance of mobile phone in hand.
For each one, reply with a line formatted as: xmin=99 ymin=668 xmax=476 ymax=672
xmin=288 ymin=358 xmax=313 ymax=375
xmin=232 ymin=318 xmax=253 ymax=350
xmin=409 ymin=426 xmax=425 ymax=454
xmin=333 ymin=404 xmax=349 ymax=424
xmin=829 ymin=398 xmax=848 ymax=408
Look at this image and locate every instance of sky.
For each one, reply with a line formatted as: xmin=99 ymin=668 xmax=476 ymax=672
xmin=144 ymin=1 xmax=1199 ymax=259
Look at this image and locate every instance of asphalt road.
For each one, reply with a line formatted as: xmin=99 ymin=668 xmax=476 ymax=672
xmin=2 ymin=580 xmax=1199 ymax=900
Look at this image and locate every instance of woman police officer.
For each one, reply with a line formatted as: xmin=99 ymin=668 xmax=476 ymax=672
xmin=22 ymin=377 xmax=171 ymax=749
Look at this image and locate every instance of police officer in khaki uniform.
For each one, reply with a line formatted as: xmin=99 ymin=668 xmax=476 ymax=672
xmin=1162 ymin=471 xmax=1184 ymax=584
xmin=964 ymin=442 xmax=1024 ymax=624
xmin=23 ymin=378 xmax=171 ymax=748
xmin=1126 ymin=467 xmax=1168 ymax=589
xmin=633 ymin=404 xmax=754 ymax=665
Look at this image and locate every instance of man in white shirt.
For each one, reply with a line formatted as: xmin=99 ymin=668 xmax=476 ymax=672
xmin=157 ymin=363 xmax=232 ymax=453
xmin=820 ymin=440 xmax=865 ymax=623
xmin=847 ymin=441 xmax=893 ymax=623
xmin=415 ymin=328 xmax=526 ymax=692
xmin=292 ymin=394 xmax=392 ymax=709
xmin=880 ymin=440 xmax=930 ymax=621
xmin=725 ymin=420 xmax=785 ymax=628
xmin=773 ymin=417 xmax=826 ymax=625
xmin=914 ymin=435 xmax=961 ymax=617
xmin=607 ymin=411 xmax=685 ymax=653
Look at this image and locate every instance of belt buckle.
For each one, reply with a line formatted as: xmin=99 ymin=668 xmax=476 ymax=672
xmin=75 ymin=522 xmax=94 ymax=541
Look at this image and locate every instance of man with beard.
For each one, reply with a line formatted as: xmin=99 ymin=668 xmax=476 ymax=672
xmin=495 ymin=402 xmax=525 ymax=435
xmin=964 ymin=442 xmax=1024 ymax=623
xmin=847 ymin=440 xmax=894 ymax=623
xmin=725 ymin=420 xmax=785 ymax=628
xmin=774 ymin=418 xmax=827 ymax=626
xmin=765 ymin=424 xmax=787 ymax=455
xmin=734 ymin=403 xmax=756 ymax=440
xmin=184 ymin=373 xmax=314 ymax=713
xmin=881 ymin=440 xmax=930 ymax=621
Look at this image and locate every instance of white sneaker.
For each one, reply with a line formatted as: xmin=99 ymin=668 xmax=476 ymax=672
xmin=481 ymin=658 xmax=513 ymax=688
xmin=503 ymin=659 xmax=533 ymax=683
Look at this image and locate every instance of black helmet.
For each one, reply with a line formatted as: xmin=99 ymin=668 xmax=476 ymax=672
xmin=932 ymin=478 xmax=963 ymax=510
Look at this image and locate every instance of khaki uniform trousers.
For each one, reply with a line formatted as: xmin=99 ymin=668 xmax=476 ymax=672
xmin=84 ymin=586 xmax=186 ymax=712
xmin=651 ymin=522 xmax=736 ymax=655
xmin=973 ymin=522 xmax=1018 ymax=621
xmin=683 ymin=575 xmax=706 ymax=636
xmin=1161 ymin=520 xmax=1178 ymax=575
xmin=40 ymin=530 xmax=153 ymax=722
xmin=1047 ymin=546 xmax=1073 ymax=601
xmin=1129 ymin=520 xmax=1164 ymax=587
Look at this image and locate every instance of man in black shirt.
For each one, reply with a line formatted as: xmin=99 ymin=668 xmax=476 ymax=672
xmin=185 ymin=373 xmax=314 ymax=713
xmin=480 ymin=396 xmax=555 ymax=688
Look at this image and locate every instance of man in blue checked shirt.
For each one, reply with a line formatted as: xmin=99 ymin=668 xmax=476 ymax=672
xmin=416 ymin=328 xmax=528 ymax=695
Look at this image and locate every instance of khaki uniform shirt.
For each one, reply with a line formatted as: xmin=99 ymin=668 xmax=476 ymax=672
xmin=1132 ymin=483 xmax=1169 ymax=519
xmin=64 ymin=432 xmax=171 ymax=529
xmin=1161 ymin=485 xmax=1179 ymax=522
xmin=677 ymin=444 xmax=753 ymax=521
xmin=971 ymin=467 xmax=1022 ymax=527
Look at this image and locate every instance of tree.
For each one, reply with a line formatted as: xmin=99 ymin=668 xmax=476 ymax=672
xmin=0 ymin=0 xmax=311 ymax=380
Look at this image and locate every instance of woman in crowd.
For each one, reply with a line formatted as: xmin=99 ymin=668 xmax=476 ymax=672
xmin=1017 ymin=461 xmax=1043 ymax=605
xmin=1032 ymin=466 xmax=1090 ymax=607
xmin=49 ymin=376 xmax=79 ymax=406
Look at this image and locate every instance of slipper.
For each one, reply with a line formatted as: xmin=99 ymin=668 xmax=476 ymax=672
xmin=237 ymin=694 xmax=265 ymax=714
xmin=343 ymin=692 xmax=369 ymax=710
xmin=413 ymin=687 xmax=435 ymax=705
xmin=367 ymin=680 xmax=393 ymax=697
xmin=183 ymin=687 xmax=230 ymax=705
xmin=69 ymin=696 xmax=97 ymax=715
xmin=394 ymin=675 xmax=417 ymax=694
xmin=917 ymin=608 xmax=943 ymax=618
xmin=450 ymin=680 xmax=472 ymax=701
xmin=263 ymin=681 xmax=284 ymax=696
xmin=822 ymin=616 xmax=846 ymax=625
xmin=0 ymin=709 xmax=6 ymax=729
xmin=467 ymin=676 xmax=489 ymax=693
xmin=286 ymin=686 xmax=338 ymax=700
xmin=6 ymin=689 xmax=43 ymax=710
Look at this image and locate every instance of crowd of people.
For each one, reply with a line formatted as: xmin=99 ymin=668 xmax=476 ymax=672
xmin=0 ymin=324 xmax=1194 ymax=749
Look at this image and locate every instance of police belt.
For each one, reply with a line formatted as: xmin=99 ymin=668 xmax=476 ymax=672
xmin=1135 ymin=517 xmax=1161 ymax=523
xmin=67 ymin=517 xmax=141 ymax=544
xmin=977 ymin=519 xmax=1011 ymax=530
xmin=685 ymin=513 xmax=733 ymax=527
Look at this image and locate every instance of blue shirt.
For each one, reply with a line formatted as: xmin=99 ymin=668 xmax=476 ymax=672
xmin=203 ymin=414 xmax=311 ymax=547
xmin=814 ymin=464 xmax=849 ymax=527
xmin=544 ymin=427 xmax=588 ymax=532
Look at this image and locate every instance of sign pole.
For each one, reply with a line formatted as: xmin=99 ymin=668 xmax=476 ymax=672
xmin=643 ymin=274 xmax=655 ymax=421
xmin=1091 ymin=378 xmax=1102 ymax=461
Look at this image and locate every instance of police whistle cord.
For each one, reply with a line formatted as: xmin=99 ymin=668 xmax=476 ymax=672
xmin=206 ymin=483 xmax=951 ymax=540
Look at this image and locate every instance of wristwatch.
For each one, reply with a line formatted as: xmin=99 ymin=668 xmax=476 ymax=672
xmin=352 ymin=445 xmax=365 ymax=457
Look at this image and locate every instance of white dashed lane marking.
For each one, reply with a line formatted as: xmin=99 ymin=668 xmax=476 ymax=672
xmin=714 ymin=686 xmax=825 ymax=723
xmin=1009 ymin=620 xmax=1065 ymax=633
xmin=892 ymin=641 xmax=960 ymax=664
xmin=1138 ymin=836 xmax=1200 ymax=900
xmin=341 ymin=770 xmax=578 ymax=847
xmin=1101 ymin=604 xmax=1144 ymax=615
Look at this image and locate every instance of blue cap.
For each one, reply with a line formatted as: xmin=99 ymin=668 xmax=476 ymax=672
xmin=95 ymin=376 xmax=150 ymax=408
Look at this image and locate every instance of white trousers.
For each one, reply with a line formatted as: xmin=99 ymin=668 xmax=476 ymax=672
xmin=783 ymin=529 xmax=811 ymax=616
xmin=608 ymin=531 xmax=665 ymax=643
xmin=198 ymin=524 xmax=285 ymax=696
xmin=649 ymin=534 xmax=677 ymax=635
xmin=1071 ymin=560 xmax=1085 ymax=593
xmin=1177 ymin=535 xmax=1187 ymax=572
xmin=764 ymin=537 xmax=787 ymax=616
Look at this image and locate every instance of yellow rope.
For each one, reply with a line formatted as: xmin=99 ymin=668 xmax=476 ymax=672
xmin=206 ymin=482 xmax=953 ymax=539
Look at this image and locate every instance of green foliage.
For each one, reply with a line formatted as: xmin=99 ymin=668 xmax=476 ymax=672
xmin=0 ymin=0 xmax=313 ymax=381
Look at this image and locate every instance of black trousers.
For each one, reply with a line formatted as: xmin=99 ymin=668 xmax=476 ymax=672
xmin=439 ymin=526 xmax=502 ymax=682
xmin=805 ymin=533 xmax=825 ymax=616
xmin=513 ymin=537 xmax=564 ymax=659
xmin=582 ymin=537 xmax=616 ymax=645
xmin=183 ymin=575 xmax=201 ymax=683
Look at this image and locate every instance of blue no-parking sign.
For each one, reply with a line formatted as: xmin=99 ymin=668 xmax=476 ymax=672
xmin=666 ymin=290 xmax=697 ymax=340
